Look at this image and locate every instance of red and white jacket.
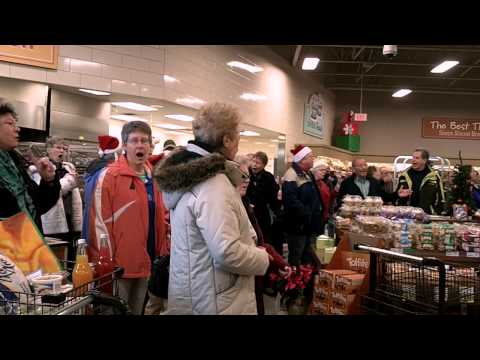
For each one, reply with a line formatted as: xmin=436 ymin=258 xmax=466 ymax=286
xmin=86 ymin=155 xmax=168 ymax=279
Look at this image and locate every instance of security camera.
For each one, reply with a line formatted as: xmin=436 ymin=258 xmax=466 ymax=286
xmin=383 ymin=45 xmax=398 ymax=58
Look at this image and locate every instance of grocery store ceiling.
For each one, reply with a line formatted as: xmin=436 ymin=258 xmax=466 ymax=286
xmin=52 ymin=84 xmax=284 ymax=141
xmin=269 ymin=45 xmax=480 ymax=95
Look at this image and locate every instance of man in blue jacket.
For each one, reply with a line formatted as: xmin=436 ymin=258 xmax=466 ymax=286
xmin=282 ymin=145 xmax=323 ymax=266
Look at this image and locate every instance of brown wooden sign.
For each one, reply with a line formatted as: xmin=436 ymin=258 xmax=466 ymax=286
xmin=0 ymin=45 xmax=58 ymax=70
xmin=422 ymin=117 xmax=480 ymax=140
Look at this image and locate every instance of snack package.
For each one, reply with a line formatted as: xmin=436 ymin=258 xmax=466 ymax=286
xmin=331 ymin=291 xmax=356 ymax=312
xmin=453 ymin=204 xmax=468 ymax=221
xmin=421 ymin=224 xmax=434 ymax=251
xmin=317 ymin=269 xmax=357 ymax=290
xmin=334 ymin=273 xmax=365 ymax=294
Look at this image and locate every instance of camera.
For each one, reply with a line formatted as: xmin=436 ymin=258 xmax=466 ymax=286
xmin=382 ymin=45 xmax=398 ymax=58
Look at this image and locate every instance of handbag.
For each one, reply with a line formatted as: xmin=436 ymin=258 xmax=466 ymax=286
xmin=148 ymin=255 xmax=170 ymax=299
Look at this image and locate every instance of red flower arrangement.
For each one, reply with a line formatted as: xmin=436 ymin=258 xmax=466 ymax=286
xmin=269 ymin=265 xmax=314 ymax=308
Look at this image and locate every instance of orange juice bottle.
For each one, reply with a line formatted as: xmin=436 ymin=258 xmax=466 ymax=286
xmin=72 ymin=239 xmax=94 ymax=295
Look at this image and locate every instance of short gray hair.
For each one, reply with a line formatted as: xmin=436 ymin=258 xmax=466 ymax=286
xmin=46 ymin=136 xmax=66 ymax=150
xmin=235 ymin=155 xmax=251 ymax=168
xmin=121 ymin=121 xmax=152 ymax=145
xmin=192 ymin=103 xmax=241 ymax=151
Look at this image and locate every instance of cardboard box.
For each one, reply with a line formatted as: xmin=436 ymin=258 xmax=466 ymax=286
xmin=331 ymin=291 xmax=356 ymax=312
xmin=314 ymin=286 xmax=331 ymax=303
xmin=312 ymin=299 xmax=331 ymax=315
xmin=334 ymin=273 xmax=365 ymax=294
xmin=318 ymin=269 xmax=357 ymax=289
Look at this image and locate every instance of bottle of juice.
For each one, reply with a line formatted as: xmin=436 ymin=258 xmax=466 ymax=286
xmin=72 ymin=238 xmax=94 ymax=295
xmin=96 ymin=234 xmax=114 ymax=294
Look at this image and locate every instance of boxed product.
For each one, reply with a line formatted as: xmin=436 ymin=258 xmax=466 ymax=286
xmin=331 ymin=291 xmax=356 ymax=312
xmin=312 ymin=300 xmax=331 ymax=315
xmin=317 ymin=269 xmax=357 ymax=289
xmin=330 ymin=306 xmax=347 ymax=315
xmin=334 ymin=273 xmax=365 ymax=294
xmin=314 ymin=286 xmax=331 ymax=302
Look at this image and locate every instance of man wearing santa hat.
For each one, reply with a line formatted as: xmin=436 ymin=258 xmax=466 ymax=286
xmin=282 ymin=145 xmax=323 ymax=266
xmin=81 ymin=135 xmax=121 ymax=240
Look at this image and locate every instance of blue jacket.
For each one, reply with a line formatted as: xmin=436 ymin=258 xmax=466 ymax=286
xmin=472 ymin=185 xmax=480 ymax=209
xmin=282 ymin=163 xmax=323 ymax=236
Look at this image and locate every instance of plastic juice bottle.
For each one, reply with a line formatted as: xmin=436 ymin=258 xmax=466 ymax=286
xmin=96 ymin=234 xmax=114 ymax=294
xmin=72 ymin=238 xmax=94 ymax=295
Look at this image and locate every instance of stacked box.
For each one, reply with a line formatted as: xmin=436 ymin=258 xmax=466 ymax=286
xmin=331 ymin=273 xmax=366 ymax=315
xmin=313 ymin=270 xmax=358 ymax=315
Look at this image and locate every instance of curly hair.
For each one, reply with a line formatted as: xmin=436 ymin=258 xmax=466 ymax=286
xmin=192 ymin=103 xmax=241 ymax=151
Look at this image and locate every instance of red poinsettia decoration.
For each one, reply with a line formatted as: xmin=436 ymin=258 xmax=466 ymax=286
xmin=269 ymin=265 xmax=314 ymax=307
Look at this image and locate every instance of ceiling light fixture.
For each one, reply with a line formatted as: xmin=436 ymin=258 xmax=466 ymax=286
xmin=278 ymin=135 xmax=286 ymax=140
xmin=111 ymin=102 xmax=158 ymax=112
xmin=240 ymin=130 xmax=260 ymax=137
xmin=110 ymin=114 xmax=148 ymax=122
xmin=164 ymin=75 xmax=179 ymax=83
xmin=392 ymin=89 xmax=412 ymax=98
xmin=176 ymin=97 xmax=206 ymax=106
xmin=302 ymin=57 xmax=320 ymax=70
xmin=227 ymin=61 xmax=264 ymax=73
xmin=240 ymin=93 xmax=267 ymax=101
xmin=164 ymin=114 xmax=194 ymax=122
xmin=154 ymin=124 xmax=189 ymax=130
xmin=430 ymin=61 xmax=459 ymax=74
xmin=79 ymin=88 xmax=111 ymax=96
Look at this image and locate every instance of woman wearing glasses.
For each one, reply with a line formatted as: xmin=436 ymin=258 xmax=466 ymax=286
xmin=155 ymin=103 xmax=270 ymax=315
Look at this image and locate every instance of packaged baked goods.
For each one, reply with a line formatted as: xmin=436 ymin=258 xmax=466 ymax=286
xmin=339 ymin=205 xmax=353 ymax=219
xmin=364 ymin=196 xmax=376 ymax=208
xmin=317 ymin=269 xmax=357 ymax=290
xmin=420 ymin=225 xmax=434 ymax=251
xmin=411 ymin=207 xmax=425 ymax=222
xmin=356 ymin=216 xmax=391 ymax=235
xmin=335 ymin=216 xmax=352 ymax=230
xmin=453 ymin=204 xmax=468 ymax=221
xmin=343 ymin=195 xmax=362 ymax=207
xmin=331 ymin=292 xmax=356 ymax=313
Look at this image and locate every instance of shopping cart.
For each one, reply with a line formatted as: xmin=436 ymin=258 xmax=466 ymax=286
xmin=0 ymin=261 xmax=131 ymax=315
xmin=355 ymin=245 xmax=480 ymax=315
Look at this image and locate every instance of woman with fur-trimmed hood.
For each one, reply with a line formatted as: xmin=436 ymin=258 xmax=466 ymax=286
xmin=154 ymin=103 xmax=270 ymax=315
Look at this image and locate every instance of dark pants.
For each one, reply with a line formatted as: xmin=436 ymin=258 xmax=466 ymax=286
xmin=287 ymin=233 xmax=315 ymax=267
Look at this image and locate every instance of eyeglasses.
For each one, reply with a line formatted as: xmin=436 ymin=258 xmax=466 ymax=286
xmin=127 ymin=137 xmax=150 ymax=145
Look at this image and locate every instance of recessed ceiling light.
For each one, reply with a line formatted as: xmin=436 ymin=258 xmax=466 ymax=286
xmin=164 ymin=114 xmax=194 ymax=122
xmin=254 ymin=142 xmax=265 ymax=145
xmin=392 ymin=89 xmax=412 ymax=98
xmin=150 ymin=105 xmax=164 ymax=108
xmin=302 ymin=57 xmax=320 ymax=70
xmin=111 ymin=102 xmax=158 ymax=112
xmin=164 ymin=75 xmax=179 ymax=83
xmin=431 ymin=61 xmax=459 ymax=74
xmin=278 ymin=135 xmax=286 ymax=140
xmin=240 ymin=93 xmax=267 ymax=101
xmin=111 ymin=114 xmax=148 ymax=122
xmin=176 ymin=97 xmax=206 ymax=106
xmin=227 ymin=61 xmax=264 ymax=73
xmin=79 ymin=88 xmax=111 ymax=96
xmin=154 ymin=124 xmax=188 ymax=130
xmin=240 ymin=130 xmax=260 ymax=137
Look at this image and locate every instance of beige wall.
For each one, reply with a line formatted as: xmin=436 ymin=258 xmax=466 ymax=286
xmin=335 ymin=90 xmax=480 ymax=165
xmin=0 ymin=45 xmax=335 ymax=158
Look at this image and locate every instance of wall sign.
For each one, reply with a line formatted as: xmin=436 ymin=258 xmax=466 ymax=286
xmin=422 ymin=117 xmax=480 ymax=140
xmin=303 ymin=92 xmax=324 ymax=139
xmin=0 ymin=45 xmax=58 ymax=70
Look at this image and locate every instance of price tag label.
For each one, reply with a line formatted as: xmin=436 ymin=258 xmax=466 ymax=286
xmin=466 ymin=252 xmax=480 ymax=258
xmin=446 ymin=251 xmax=460 ymax=257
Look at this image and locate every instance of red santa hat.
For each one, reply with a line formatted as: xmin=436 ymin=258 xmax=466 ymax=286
xmin=98 ymin=135 xmax=120 ymax=157
xmin=290 ymin=145 xmax=312 ymax=163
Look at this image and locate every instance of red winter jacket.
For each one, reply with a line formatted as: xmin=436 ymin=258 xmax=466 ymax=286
xmin=86 ymin=156 xmax=168 ymax=278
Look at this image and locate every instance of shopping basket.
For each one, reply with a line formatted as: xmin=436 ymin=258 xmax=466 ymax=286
xmin=0 ymin=260 xmax=130 ymax=315
xmin=355 ymin=245 xmax=480 ymax=315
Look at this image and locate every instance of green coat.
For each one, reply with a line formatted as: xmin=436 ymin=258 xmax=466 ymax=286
xmin=396 ymin=166 xmax=446 ymax=215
